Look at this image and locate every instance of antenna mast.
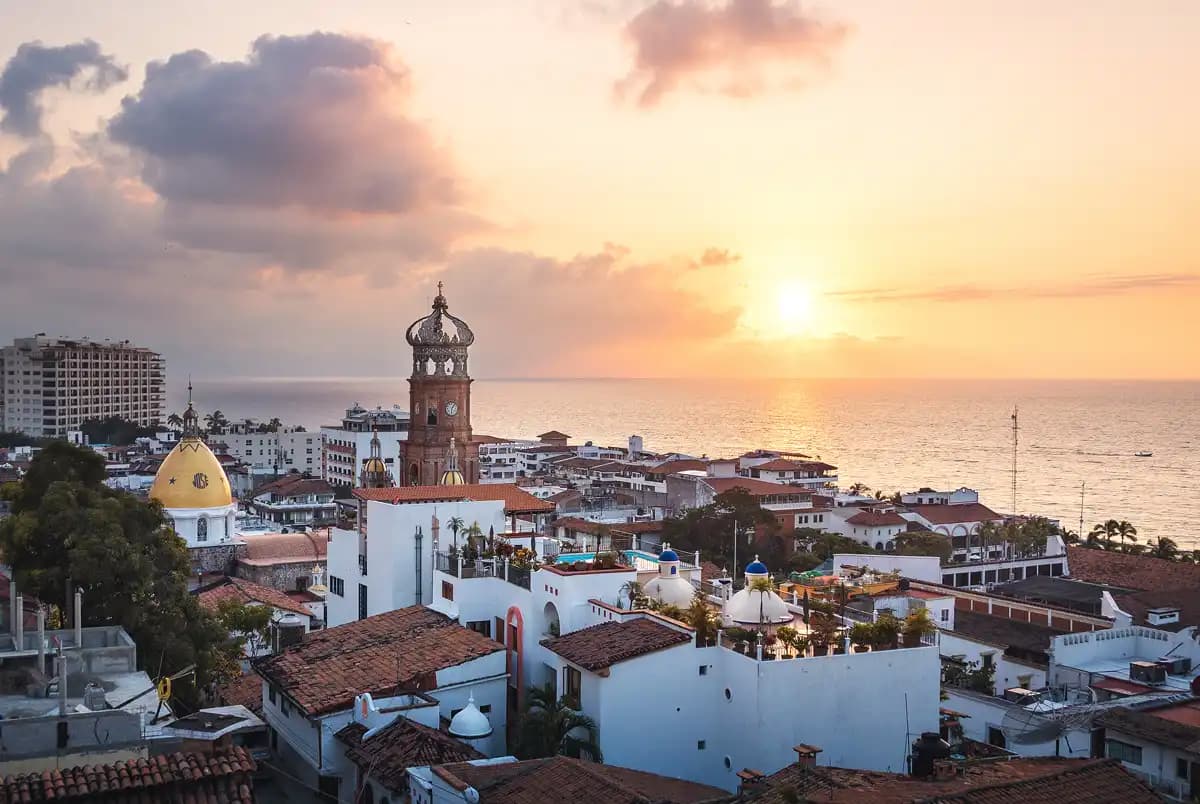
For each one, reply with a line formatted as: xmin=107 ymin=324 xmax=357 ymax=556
xmin=1079 ymin=481 xmax=1085 ymax=539
xmin=1010 ymin=406 xmax=1019 ymax=515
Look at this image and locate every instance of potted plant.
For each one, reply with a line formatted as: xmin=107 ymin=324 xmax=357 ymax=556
xmin=726 ymin=627 xmax=752 ymax=654
xmin=872 ymin=614 xmax=902 ymax=650
xmin=902 ymin=607 xmax=937 ymax=647
xmin=808 ymin=613 xmax=839 ymax=655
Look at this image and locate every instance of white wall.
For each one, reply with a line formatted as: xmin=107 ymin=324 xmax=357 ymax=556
xmin=832 ymin=553 xmax=942 ymax=583
xmin=939 ymin=632 xmax=1046 ymax=695
xmin=1104 ymin=725 xmax=1194 ymax=800
xmin=942 ymin=688 xmax=1090 ymax=759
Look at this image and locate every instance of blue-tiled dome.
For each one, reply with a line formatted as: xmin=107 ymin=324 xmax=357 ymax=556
xmin=745 ymin=559 xmax=769 ymax=575
xmin=659 ymin=548 xmax=679 ymax=562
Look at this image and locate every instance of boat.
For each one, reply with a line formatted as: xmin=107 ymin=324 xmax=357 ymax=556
xmin=1134 ymin=451 xmax=1153 ymax=457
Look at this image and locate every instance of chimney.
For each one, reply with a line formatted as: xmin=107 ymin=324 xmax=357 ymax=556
xmin=933 ymin=759 xmax=957 ymax=781
xmin=736 ymin=768 xmax=765 ymax=793
xmin=793 ymin=744 xmax=822 ymax=768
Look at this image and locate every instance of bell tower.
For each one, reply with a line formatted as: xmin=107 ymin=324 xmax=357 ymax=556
xmin=401 ymin=283 xmax=478 ymax=485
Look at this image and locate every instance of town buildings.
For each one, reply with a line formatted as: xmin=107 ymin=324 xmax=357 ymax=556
xmin=246 ymin=473 xmax=337 ymax=529
xmin=211 ymin=423 xmax=320 ymax=479
xmin=1 ymin=335 xmax=165 ymax=437
xmin=321 ymin=403 xmax=409 ymax=488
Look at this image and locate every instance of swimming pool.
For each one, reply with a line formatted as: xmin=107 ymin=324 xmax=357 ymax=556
xmin=554 ymin=549 xmax=661 ymax=566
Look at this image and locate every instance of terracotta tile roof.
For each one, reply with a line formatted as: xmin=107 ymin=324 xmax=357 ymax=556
xmin=254 ymin=606 xmax=502 ymax=716
xmin=337 ymin=717 xmax=483 ymax=793
xmin=195 ymin=575 xmax=313 ymax=617
xmin=648 ymin=458 xmax=708 ymax=475
xmin=904 ymin=503 xmax=1002 ymax=526
xmin=950 ymin=610 xmax=1067 ymax=657
xmin=753 ymin=458 xmax=836 ymax=473
xmin=471 ymin=434 xmax=514 ymax=444
xmin=217 ymin=671 xmax=263 ymax=716
xmin=554 ymin=517 xmax=664 ymax=536
xmin=1066 ymin=546 xmax=1200 ymax=630
xmin=700 ymin=480 xmax=806 ymax=496
xmin=353 ymin=483 xmax=555 ymax=513
xmin=237 ymin=530 xmax=329 ymax=566
xmin=537 ymin=430 xmax=571 ymax=440
xmin=0 ymin=747 xmax=256 ymax=803
xmin=516 ymin=445 xmax=575 ymax=455
xmin=547 ymin=489 xmax=583 ymax=503
xmin=542 ymin=618 xmax=691 ymax=672
xmin=847 ymin=510 xmax=908 ymax=527
xmin=1097 ymin=700 xmax=1200 ymax=752
xmin=252 ymin=474 xmax=335 ymax=499
xmin=751 ymin=757 xmax=1159 ymax=804
xmin=434 ymin=756 xmax=727 ymax=804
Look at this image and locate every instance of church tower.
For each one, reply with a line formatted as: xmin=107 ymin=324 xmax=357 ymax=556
xmin=402 ymin=283 xmax=478 ymax=485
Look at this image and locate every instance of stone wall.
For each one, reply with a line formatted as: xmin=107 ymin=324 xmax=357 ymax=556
xmin=235 ymin=560 xmax=327 ymax=593
xmin=189 ymin=543 xmax=246 ymax=576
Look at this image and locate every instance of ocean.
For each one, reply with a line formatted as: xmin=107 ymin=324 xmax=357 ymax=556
xmin=172 ymin=378 xmax=1199 ymax=547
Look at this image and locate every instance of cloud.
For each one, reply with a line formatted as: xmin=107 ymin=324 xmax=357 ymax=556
xmin=616 ymin=0 xmax=848 ymax=107
xmin=108 ymin=33 xmax=458 ymax=215
xmin=0 ymin=40 xmax=127 ymax=136
xmin=695 ymin=247 xmax=740 ymax=267
xmin=829 ymin=273 xmax=1200 ymax=304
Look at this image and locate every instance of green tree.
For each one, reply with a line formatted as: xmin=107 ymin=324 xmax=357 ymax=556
xmin=166 ymin=412 xmax=183 ymax=429
xmin=662 ymin=488 xmax=779 ymax=572
xmin=1150 ymin=537 xmax=1179 ymax=561
xmin=1089 ymin=519 xmax=1120 ymax=551
xmin=847 ymin=482 xmax=871 ymax=496
xmin=892 ymin=532 xmax=952 ymax=562
xmin=212 ymin=599 xmax=274 ymax=660
xmin=80 ymin=416 xmax=159 ymax=445
xmin=516 ymin=683 xmax=603 ymax=761
xmin=618 ymin=580 xmax=644 ymax=610
xmin=203 ymin=410 xmax=229 ymax=434
xmin=267 ymin=417 xmax=282 ymax=433
xmin=0 ymin=442 xmax=229 ymax=706
xmin=447 ymin=516 xmax=464 ymax=550
xmin=1115 ymin=520 xmax=1139 ymax=552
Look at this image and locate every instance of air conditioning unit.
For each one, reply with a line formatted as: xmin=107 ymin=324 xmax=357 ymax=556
xmin=1157 ymin=657 xmax=1192 ymax=675
xmin=1130 ymin=661 xmax=1168 ymax=686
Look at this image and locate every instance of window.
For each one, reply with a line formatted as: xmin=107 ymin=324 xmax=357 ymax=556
xmin=281 ymin=698 xmax=292 ymax=717
xmin=699 ymin=665 xmax=709 ymax=676
xmin=1107 ymin=739 xmax=1142 ymax=765
xmin=467 ymin=620 xmax=491 ymax=638
xmin=442 ymin=581 xmax=454 ymax=601
xmin=196 ymin=517 xmax=208 ymax=542
xmin=697 ymin=740 xmax=706 ymax=750
xmin=495 ymin=617 xmax=505 ymax=644
xmin=358 ymin=584 xmax=368 ymax=620
xmin=330 ymin=576 xmax=345 ymax=597
xmin=479 ymin=704 xmax=491 ymax=714
xmin=981 ymin=653 xmax=994 ymax=669
xmin=563 ymin=666 xmax=582 ymax=707
xmin=1177 ymin=758 xmax=1189 ymax=779
xmin=940 ymin=608 xmax=950 ymax=622
xmin=987 ymin=726 xmax=1006 ymax=749
xmin=268 ymin=686 xmax=276 ymax=704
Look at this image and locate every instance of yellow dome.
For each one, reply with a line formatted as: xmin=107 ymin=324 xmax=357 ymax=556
xmin=362 ymin=457 xmax=387 ymax=474
xmin=150 ymin=437 xmax=234 ymax=509
xmin=440 ymin=469 xmax=466 ymax=486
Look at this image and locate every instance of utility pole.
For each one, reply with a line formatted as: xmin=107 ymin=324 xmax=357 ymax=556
xmin=1079 ymin=481 xmax=1086 ymax=538
xmin=1010 ymin=406 xmax=1019 ymax=516
xmin=732 ymin=519 xmax=738 ymax=587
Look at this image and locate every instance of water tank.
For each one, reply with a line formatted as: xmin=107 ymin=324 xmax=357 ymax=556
xmin=910 ymin=732 xmax=952 ymax=778
xmin=273 ymin=614 xmax=306 ymax=652
xmin=83 ymin=681 xmax=107 ymax=711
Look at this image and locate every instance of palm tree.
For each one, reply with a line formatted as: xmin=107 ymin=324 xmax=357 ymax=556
xmin=448 ymin=516 xmax=464 ymax=550
xmin=975 ymin=520 xmax=1002 ymax=560
xmin=687 ymin=590 xmax=719 ymax=646
xmin=166 ymin=412 xmax=183 ymax=429
xmin=204 ymin=410 xmax=228 ymax=434
xmin=463 ymin=522 xmax=484 ymax=558
xmin=1115 ymin=520 xmax=1138 ymax=553
xmin=1057 ymin=525 xmax=1079 ymax=544
xmin=618 ymin=580 xmax=644 ymax=610
xmin=1089 ymin=519 xmax=1119 ymax=551
xmin=847 ymin=482 xmax=871 ymax=496
xmin=267 ymin=417 xmax=282 ymax=433
xmin=1150 ymin=537 xmax=1179 ymax=561
xmin=516 ymin=683 xmax=603 ymax=761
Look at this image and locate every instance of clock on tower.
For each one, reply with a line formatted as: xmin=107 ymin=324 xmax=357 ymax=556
xmin=400 ymin=283 xmax=479 ymax=485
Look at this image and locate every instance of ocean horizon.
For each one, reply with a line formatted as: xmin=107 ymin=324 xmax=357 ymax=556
xmin=171 ymin=377 xmax=1199 ymax=549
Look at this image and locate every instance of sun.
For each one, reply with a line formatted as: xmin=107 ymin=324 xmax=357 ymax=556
xmin=774 ymin=280 xmax=814 ymax=336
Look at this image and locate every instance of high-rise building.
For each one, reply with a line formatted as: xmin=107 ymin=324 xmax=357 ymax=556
xmin=400 ymin=284 xmax=479 ymax=485
xmin=1 ymin=335 xmax=165 ymax=437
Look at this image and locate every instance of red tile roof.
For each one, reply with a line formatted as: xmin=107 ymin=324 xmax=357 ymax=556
xmin=434 ymin=756 xmax=726 ymax=804
xmin=0 ymin=747 xmax=256 ymax=803
xmin=905 ymin=503 xmax=1002 ymax=526
xmin=648 ymin=459 xmax=708 ymax=475
xmin=1067 ymin=546 xmax=1200 ymax=630
xmin=847 ymin=510 xmax=908 ymax=527
xmin=353 ymin=483 xmax=555 ymax=513
xmin=553 ymin=517 xmax=664 ymax=536
xmin=704 ymin=476 xmax=808 ymax=497
xmin=337 ymin=718 xmax=484 ymax=793
xmin=195 ymin=575 xmax=312 ymax=617
xmin=537 ymin=430 xmax=571 ymax=440
xmin=252 ymin=474 xmax=335 ymax=498
xmin=254 ymin=606 xmax=503 ymax=716
xmin=217 ymin=671 xmax=264 ymax=716
xmin=237 ymin=530 xmax=328 ymax=565
xmin=752 ymin=757 xmax=1159 ymax=804
xmin=542 ymin=618 xmax=691 ymax=672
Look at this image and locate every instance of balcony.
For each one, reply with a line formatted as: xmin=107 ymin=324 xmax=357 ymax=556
xmin=435 ymin=552 xmax=532 ymax=590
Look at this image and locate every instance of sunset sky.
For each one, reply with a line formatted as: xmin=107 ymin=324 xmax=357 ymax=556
xmin=1 ymin=1 xmax=1197 ymax=379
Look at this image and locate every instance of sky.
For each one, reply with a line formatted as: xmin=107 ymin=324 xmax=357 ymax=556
xmin=0 ymin=0 xmax=1197 ymax=380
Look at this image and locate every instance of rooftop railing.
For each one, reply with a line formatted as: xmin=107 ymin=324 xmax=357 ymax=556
xmin=435 ymin=552 xmax=532 ymax=590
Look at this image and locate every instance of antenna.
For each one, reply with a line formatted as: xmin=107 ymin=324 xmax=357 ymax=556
xmin=1079 ymin=481 xmax=1085 ymax=539
xmin=1010 ymin=406 xmax=1019 ymax=515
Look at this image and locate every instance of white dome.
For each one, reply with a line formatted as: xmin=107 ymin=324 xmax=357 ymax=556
xmin=724 ymin=587 xmax=792 ymax=626
xmin=448 ymin=694 xmax=492 ymax=740
xmin=645 ymin=576 xmax=696 ymax=608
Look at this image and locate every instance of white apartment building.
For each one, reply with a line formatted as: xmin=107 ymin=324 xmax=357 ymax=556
xmin=212 ymin=427 xmax=320 ymax=477
xmin=1 ymin=335 xmax=165 ymax=437
xmin=321 ymin=404 xmax=409 ymax=488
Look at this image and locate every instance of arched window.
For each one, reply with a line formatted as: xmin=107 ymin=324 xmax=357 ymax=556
xmin=875 ymin=542 xmax=883 ymax=551
xmin=363 ymin=784 xmax=375 ymax=804
xmin=196 ymin=517 xmax=208 ymax=542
